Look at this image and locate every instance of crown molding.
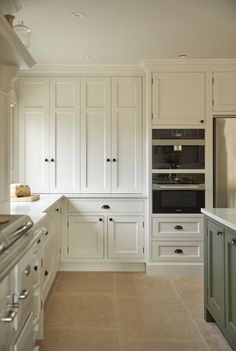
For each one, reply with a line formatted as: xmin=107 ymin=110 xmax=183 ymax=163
xmin=141 ymin=58 xmax=236 ymax=67
xmin=19 ymin=63 xmax=145 ymax=76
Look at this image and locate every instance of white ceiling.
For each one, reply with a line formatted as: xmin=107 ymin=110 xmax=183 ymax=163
xmin=17 ymin=0 xmax=236 ymax=65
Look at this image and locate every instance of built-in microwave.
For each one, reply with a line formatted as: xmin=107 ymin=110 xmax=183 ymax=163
xmin=152 ymin=184 xmax=205 ymax=214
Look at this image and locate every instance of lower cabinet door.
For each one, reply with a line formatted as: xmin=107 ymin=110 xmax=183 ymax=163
xmin=207 ymin=220 xmax=225 ymax=328
xmin=67 ymin=216 xmax=104 ymax=259
xmin=108 ymin=216 xmax=144 ymax=259
xmin=225 ymin=229 xmax=236 ymax=345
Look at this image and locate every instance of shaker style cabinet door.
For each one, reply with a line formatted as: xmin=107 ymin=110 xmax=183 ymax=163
xmin=207 ymin=220 xmax=225 ymax=328
xmin=81 ymin=77 xmax=111 ymax=193
xmin=19 ymin=77 xmax=50 ymax=193
xmin=108 ymin=216 xmax=144 ymax=259
xmin=67 ymin=216 xmax=104 ymax=259
xmin=212 ymin=72 xmax=236 ymax=113
xmin=50 ymin=77 xmax=80 ymax=193
xmin=152 ymin=72 xmax=205 ymax=125
xmin=111 ymin=77 xmax=142 ymax=193
xmin=225 ymin=229 xmax=236 ymax=344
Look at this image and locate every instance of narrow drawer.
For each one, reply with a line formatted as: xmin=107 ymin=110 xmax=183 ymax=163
xmin=152 ymin=217 xmax=203 ymax=239
xmin=152 ymin=241 xmax=203 ymax=262
xmin=67 ymin=199 xmax=144 ymax=213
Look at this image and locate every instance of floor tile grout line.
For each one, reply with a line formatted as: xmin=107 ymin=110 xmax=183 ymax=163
xmin=113 ymin=272 xmax=122 ymax=351
xmin=168 ymin=277 xmax=211 ymax=351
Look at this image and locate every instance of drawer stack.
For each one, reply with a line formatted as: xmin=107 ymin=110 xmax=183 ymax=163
xmin=151 ymin=215 xmax=203 ymax=263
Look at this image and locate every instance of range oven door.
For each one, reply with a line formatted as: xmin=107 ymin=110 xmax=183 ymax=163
xmin=153 ymin=188 xmax=205 ymax=214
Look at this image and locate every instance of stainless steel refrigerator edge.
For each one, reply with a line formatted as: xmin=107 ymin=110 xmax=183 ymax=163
xmin=214 ymin=117 xmax=236 ymax=207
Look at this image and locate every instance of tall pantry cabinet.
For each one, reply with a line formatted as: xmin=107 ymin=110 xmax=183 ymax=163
xmin=18 ymin=76 xmax=143 ymax=194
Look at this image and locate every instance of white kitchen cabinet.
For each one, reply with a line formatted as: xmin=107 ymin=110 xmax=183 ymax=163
xmin=81 ymin=76 xmax=143 ymax=193
xmin=18 ymin=77 xmax=80 ymax=193
xmin=108 ymin=216 xmax=144 ymax=259
xmin=81 ymin=77 xmax=111 ymax=193
xmin=152 ymin=72 xmax=205 ymax=125
xmin=212 ymin=72 xmax=236 ymax=113
xmin=67 ymin=216 xmax=104 ymax=259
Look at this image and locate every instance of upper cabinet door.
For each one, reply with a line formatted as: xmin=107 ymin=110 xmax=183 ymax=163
xmin=81 ymin=77 xmax=111 ymax=193
xmin=152 ymin=72 xmax=205 ymax=126
xmin=111 ymin=77 xmax=143 ymax=193
xmin=213 ymin=72 xmax=236 ymax=113
xmin=19 ymin=77 xmax=50 ymax=193
xmin=50 ymin=78 xmax=80 ymax=193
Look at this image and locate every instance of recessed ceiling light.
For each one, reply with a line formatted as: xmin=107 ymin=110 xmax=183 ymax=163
xmin=80 ymin=55 xmax=91 ymax=60
xmin=71 ymin=11 xmax=86 ymax=19
xmin=177 ymin=54 xmax=188 ymax=59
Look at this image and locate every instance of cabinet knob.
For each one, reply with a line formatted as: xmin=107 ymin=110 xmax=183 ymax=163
xmin=51 ymin=158 xmax=55 ymax=162
xmin=174 ymin=248 xmax=183 ymax=254
xmin=45 ymin=231 xmax=48 ymax=236
xmin=55 ymin=208 xmax=60 ymax=212
xmin=102 ymin=205 xmax=110 ymax=209
xmin=37 ymin=239 xmax=41 ymax=244
xmin=44 ymin=158 xmax=49 ymax=162
xmin=217 ymin=231 xmax=223 ymax=236
xmin=174 ymin=225 xmax=183 ymax=230
xmin=231 ymin=239 xmax=236 ymax=246
xmin=34 ymin=265 xmax=38 ymax=272
xmin=112 ymin=158 xmax=117 ymax=162
xmin=45 ymin=270 xmax=49 ymax=277
xmin=99 ymin=218 xmax=103 ymax=222
xmin=200 ymin=120 xmax=204 ymax=124
xmin=19 ymin=289 xmax=30 ymax=300
xmin=109 ymin=218 xmax=113 ymax=221
xmin=106 ymin=158 xmax=111 ymax=162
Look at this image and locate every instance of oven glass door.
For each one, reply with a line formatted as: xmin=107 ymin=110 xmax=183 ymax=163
xmin=153 ymin=190 xmax=205 ymax=213
xmin=152 ymin=145 xmax=205 ymax=170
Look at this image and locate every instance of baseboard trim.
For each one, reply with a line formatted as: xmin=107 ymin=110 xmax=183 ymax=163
xmin=59 ymin=262 xmax=146 ymax=272
xmin=146 ymin=262 xmax=203 ymax=276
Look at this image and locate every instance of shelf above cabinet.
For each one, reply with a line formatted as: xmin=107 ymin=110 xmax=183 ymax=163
xmin=0 ymin=12 xmax=35 ymax=68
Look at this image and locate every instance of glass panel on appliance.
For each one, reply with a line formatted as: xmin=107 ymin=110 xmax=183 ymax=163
xmin=152 ymin=129 xmax=205 ymax=140
xmin=152 ymin=173 xmax=205 ymax=185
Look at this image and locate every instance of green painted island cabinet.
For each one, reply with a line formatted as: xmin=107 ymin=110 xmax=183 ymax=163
xmin=204 ymin=216 xmax=236 ymax=350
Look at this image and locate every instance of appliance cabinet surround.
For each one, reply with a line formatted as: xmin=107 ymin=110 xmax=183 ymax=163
xmin=18 ymin=75 xmax=143 ymax=194
xmin=152 ymin=71 xmax=206 ymax=126
xmin=212 ymin=72 xmax=236 ymax=113
xmin=65 ymin=198 xmax=145 ymax=262
xmin=204 ymin=216 xmax=236 ymax=350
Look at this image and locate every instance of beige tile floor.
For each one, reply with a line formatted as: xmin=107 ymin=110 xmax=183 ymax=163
xmin=38 ymin=272 xmax=233 ymax=351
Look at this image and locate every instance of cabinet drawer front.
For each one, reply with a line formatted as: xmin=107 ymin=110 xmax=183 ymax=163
xmin=68 ymin=199 xmax=144 ymax=213
xmin=152 ymin=241 xmax=203 ymax=262
xmin=152 ymin=217 xmax=203 ymax=238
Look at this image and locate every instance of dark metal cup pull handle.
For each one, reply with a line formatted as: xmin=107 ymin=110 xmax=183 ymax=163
xmin=102 ymin=205 xmax=110 ymax=209
xmin=174 ymin=225 xmax=183 ymax=230
xmin=174 ymin=249 xmax=183 ymax=254
xmin=217 ymin=231 xmax=223 ymax=236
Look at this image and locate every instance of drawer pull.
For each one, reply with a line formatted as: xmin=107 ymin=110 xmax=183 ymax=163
xmin=174 ymin=225 xmax=183 ymax=230
xmin=19 ymin=289 xmax=30 ymax=300
xmin=217 ymin=231 xmax=223 ymax=236
xmin=102 ymin=205 xmax=110 ymax=209
xmin=231 ymin=239 xmax=236 ymax=246
xmin=1 ymin=310 xmax=17 ymax=322
xmin=174 ymin=249 xmax=183 ymax=254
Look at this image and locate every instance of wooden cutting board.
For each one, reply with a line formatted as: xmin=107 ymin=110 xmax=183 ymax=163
xmin=11 ymin=195 xmax=40 ymax=202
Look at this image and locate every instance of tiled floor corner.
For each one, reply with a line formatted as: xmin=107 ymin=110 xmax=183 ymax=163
xmin=39 ymin=272 xmax=233 ymax=351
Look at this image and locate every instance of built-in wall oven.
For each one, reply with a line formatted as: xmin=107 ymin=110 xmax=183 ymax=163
xmin=152 ymin=129 xmax=205 ymax=214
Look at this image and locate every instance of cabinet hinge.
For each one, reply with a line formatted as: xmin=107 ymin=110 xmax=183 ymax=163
xmin=151 ymin=113 xmax=153 ymax=120
xmin=41 ymin=300 xmax=43 ymax=310
xmin=67 ymin=221 xmax=69 ymax=228
xmin=67 ymin=247 xmax=69 ymax=254
xmin=212 ymin=77 xmax=214 ymax=84
xmin=142 ymin=221 xmax=144 ymax=228
xmin=41 ymin=258 xmax=43 ymax=268
xmin=143 ymin=247 xmax=144 ymax=253
xmin=212 ymin=99 xmax=214 ymax=106
xmin=151 ymin=77 xmax=154 ymax=84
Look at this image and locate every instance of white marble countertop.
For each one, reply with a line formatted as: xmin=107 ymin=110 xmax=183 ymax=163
xmin=201 ymin=208 xmax=236 ymax=231
xmin=10 ymin=194 xmax=63 ymax=224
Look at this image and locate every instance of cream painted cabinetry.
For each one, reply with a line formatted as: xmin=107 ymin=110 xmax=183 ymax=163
xmin=152 ymin=72 xmax=205 ymax=125
xmin=18 ymin=76 xmax=80 ymax=193
xmin=212 ymin=72 xmax=236 ymax=113
xmin=65 ymin=199 xmax=145 ymax=261
xmin=81 ymin=77 xmax=143 ymax=193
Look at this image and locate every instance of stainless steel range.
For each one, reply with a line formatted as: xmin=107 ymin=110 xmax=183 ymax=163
xmin=0 ymin=214 xmax=40 ymax=351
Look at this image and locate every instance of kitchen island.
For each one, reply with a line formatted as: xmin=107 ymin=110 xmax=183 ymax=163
xmin=201 ymin=208 xmax=236 ymax=351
